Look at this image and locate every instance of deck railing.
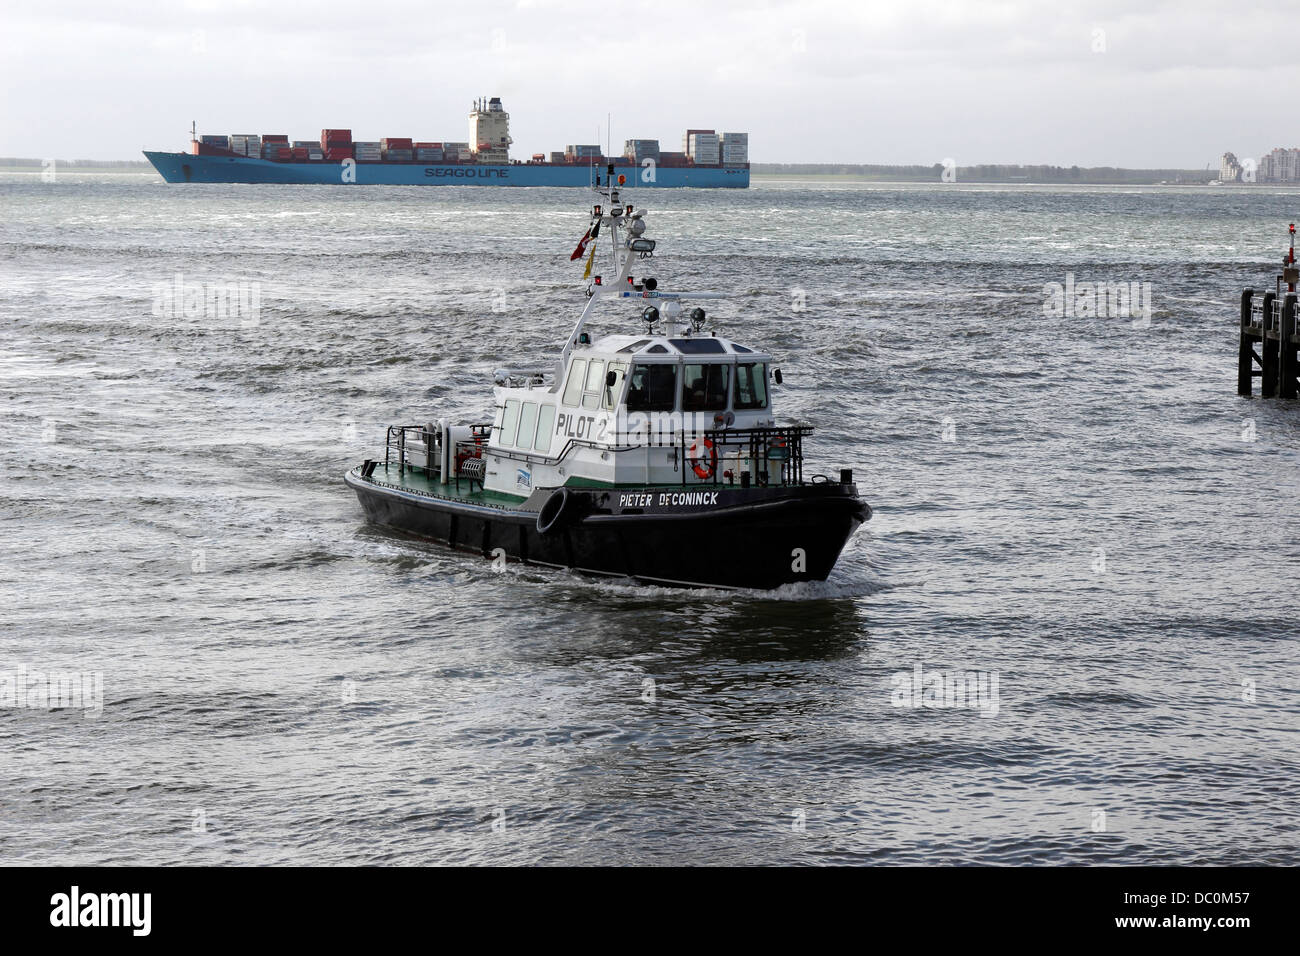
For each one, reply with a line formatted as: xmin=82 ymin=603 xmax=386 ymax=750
xmin=381 ymin=422 xmax=815 ymax=487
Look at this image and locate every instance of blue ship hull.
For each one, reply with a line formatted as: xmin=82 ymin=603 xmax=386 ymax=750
xmin=142 ymin=151 xmax=749 ymax=188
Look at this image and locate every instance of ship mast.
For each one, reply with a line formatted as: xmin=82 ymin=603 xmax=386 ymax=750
xmin=554 ymin=167 xmax=725 ymax=385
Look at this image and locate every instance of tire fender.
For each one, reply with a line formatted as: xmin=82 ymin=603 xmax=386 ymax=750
xmin=536 ymin=487 xmax=578 ymax=535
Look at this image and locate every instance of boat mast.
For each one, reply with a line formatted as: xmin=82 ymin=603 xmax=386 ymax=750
xmin=555 ymin=165 xmax=635 ymax=384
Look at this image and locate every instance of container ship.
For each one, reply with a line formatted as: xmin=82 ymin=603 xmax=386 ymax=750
xmin=143 ymin=97 xmax=749 ymax=189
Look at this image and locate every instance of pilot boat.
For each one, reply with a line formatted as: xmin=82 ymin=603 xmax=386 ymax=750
xmin=345 ymin=167 xmax=870 ymax=589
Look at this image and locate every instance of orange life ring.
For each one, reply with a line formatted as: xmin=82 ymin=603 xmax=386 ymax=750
xmin=687 ymin=437 xmax=716 ymax=479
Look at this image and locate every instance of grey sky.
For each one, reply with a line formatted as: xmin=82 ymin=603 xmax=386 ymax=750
xmin=1 ymin=0 xmax=1291 ymax=166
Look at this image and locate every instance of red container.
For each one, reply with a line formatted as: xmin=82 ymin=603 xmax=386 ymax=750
xmin=263 ymin=134 xmax=289 ymax=143
xmin=324 ymin=147 xmax=352 ymax=161
xmin=291 ymin=147 xmax=308 ymax=160
xmin=413 ymin=141 xmax=439 ymax=149
xmin=275 ymin=147 xmax=292 ymax=160
xmin=380 ymin=137 xmax=413 ymax=149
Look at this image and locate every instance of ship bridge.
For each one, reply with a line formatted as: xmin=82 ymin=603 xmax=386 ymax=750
xmin=470 ymin=96 xmax=512 ymax=163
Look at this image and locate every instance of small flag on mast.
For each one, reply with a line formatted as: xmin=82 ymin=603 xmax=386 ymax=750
xmin=582 ymin=243 xmax=596 ymax=278
xmin=570 ymin=228 xmax=592 ymax=261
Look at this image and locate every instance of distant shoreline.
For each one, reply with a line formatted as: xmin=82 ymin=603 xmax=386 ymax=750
xmin=0 ymin=157 xmax=1282 ymax=187
xmin=0 ymin=158 xmax=151 ymax=169
xmin=750 ymin=163 xmax=1222 ymax=185
xmin=750 ymin=172 xmax=1277 ymax=186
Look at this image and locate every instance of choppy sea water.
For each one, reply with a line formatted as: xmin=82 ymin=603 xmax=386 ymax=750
xmin=1 ymin=172 xmax=1297 ymax=865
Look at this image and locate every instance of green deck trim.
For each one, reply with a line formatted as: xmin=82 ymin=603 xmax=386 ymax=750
xmin=369 ymin=464 xmax=532 ymax=510
xmin=363 ymin=462 xmax=798 ymax=510
xmin=562 ymin=476 xmax=619 ymax=488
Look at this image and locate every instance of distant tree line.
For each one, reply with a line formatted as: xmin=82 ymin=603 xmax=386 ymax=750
xmin=752 ymin=163 xmax=1216 ymax=185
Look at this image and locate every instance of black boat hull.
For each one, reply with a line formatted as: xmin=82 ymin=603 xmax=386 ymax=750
xmin=345 ymin=470 xmax=869 ymax=590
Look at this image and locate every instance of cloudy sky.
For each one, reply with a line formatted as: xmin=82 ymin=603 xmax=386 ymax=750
xmin=1 ymin=0 xmax=1293 ymax=167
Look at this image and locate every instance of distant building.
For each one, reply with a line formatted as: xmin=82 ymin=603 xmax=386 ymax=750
xmin=1220 ymin=151 xmax=1243 ymax=182
xmin=1257 ymin=147 xmax=1300 ymax=182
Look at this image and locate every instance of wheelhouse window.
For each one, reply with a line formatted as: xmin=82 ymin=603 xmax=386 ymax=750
xmin=516 ymin=401 xmax=538 ymax=449
xmin=535 ymin=405 xmax=555 ymax=453
xmin=603 ymin=362 xmax=627 ymax=411
xmin=626 ymin=364 xmax=677 ymax=412
xmin=563 ymin=359 xmax=587 ymax=407
xmin=681 ymin=363 xmax=729 ymax=412
xmin=581 ymin=359 xmax=606 ymax=410
xmin=733 ymin=363 xmax=768 ymax=410
xmin=498 ymin=399 xmax=520 ymax=445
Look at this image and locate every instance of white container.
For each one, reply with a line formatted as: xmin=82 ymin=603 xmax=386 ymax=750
xmin=686 ymin=132 xmax=721 ymax=161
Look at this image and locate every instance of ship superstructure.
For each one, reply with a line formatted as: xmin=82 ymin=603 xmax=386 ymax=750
xmin=143 ymin=97 xmax=750 ymax=188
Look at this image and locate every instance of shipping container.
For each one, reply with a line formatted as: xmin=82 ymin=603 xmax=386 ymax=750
xmin=624 ymin=138 xmax=661 ymax=162
xmin=262 ymin=134 xmax=289 ymax=144
xmin=230 ymin=134 xmax=261 ymax=158
xmin=550 ymin=151 xmax=565 ymax=164
xmin=682 ymin=129 xmax=715 ymax=153
xmin=380 ymin=138 xmax=413 ymax=150
xmin=686 ymin=132 xmax=720 ymax=153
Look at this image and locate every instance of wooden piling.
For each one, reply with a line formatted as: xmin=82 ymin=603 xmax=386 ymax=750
xmin=1239 ymin=288 xmax=1255 ymax=396
xmin=1282 ymin=294 xmax=1299 ymax=399
xmin=1261 ymin=291 xmax=1278 ymax=397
